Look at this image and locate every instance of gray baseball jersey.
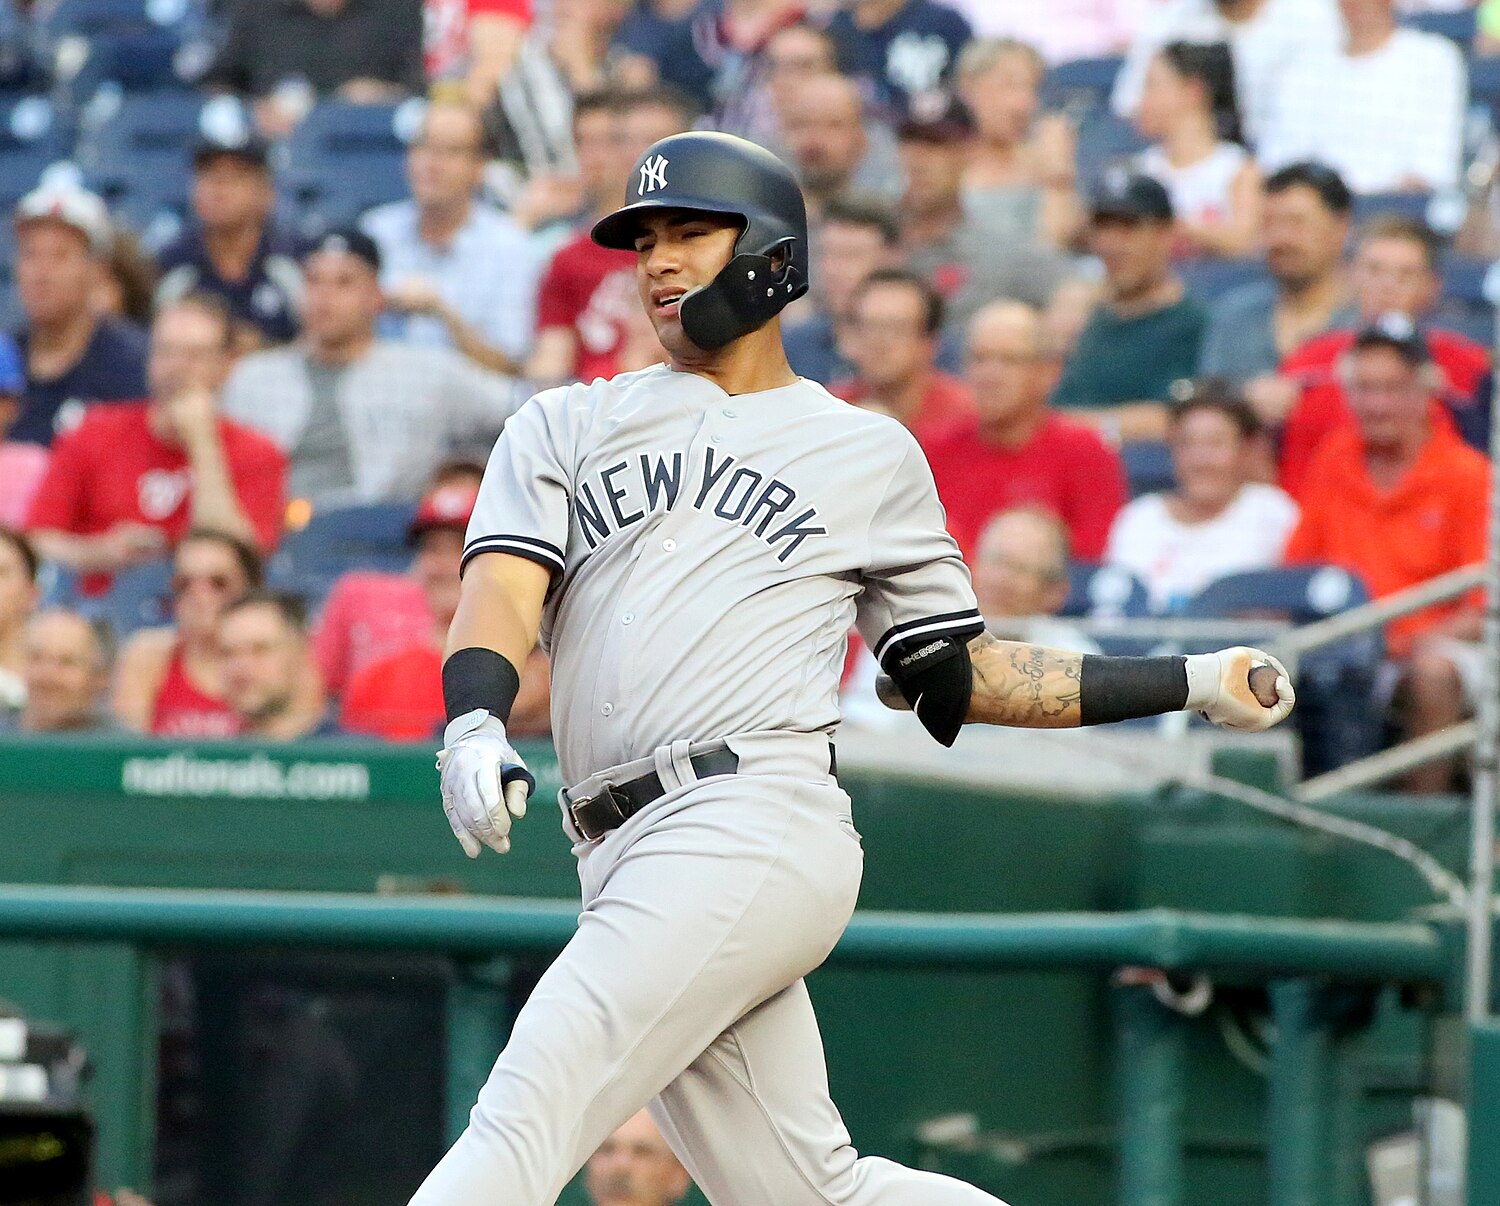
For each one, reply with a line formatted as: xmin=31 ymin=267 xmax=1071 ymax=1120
xmin=463 ymin=362 xmax=984 ymax=786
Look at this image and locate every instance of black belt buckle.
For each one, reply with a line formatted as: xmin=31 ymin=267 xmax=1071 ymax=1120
xmin=569 ymin=781 xmax=628 ymax=841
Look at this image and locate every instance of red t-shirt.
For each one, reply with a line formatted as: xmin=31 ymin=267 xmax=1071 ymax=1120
xmin=1279 ymin=327 xmax=1491 ymax=498
xmin=312 ymin=571 xmax=433 ymax=697
xmin=340 ymin=644 xmax=445 ymax=740
xmin=25 ymin=402 xmax=286 ymax=592
xmin=424 ymin=0 xmax=531 ymax=78
xmin=535 ymin=233 xmax=637 ymax=384
xmin=830 ymin=372 xmax=978 ymax=452
xmin=923 ymin=412 xmax=1128 ymax=562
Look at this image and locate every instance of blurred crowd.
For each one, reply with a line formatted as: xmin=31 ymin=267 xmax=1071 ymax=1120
xmin=0 ymin=0 xmax=1494 ymax=792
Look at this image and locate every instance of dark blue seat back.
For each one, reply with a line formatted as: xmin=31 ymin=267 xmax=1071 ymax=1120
xmin=1060 ymin=562 xmax=1151 ymax=619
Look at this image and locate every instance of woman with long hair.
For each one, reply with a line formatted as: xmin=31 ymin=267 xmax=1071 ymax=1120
xmin=1133 ymin=41 xmax=1263 ymax=259
xmin=112 ymin=528 xmax=261 ymax=737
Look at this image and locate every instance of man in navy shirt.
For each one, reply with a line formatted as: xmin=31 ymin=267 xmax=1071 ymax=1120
xmin=9 ymin=184 xmax=148 ymax=447
xmin=155 ymin=127 xmax=303 ymax=348
xmin=824 ymin=0 xmax=972 ymax=113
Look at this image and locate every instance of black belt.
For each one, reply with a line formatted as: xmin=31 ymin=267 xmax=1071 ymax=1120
xmin=565 ymin=742 xmax=838 ymax=842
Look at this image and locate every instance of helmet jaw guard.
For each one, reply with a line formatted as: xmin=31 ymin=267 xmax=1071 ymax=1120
xmin=679 ymin=242 xmax=808 ymax=351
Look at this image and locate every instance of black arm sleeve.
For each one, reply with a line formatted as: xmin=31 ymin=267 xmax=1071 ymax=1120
xmin=443 ymin=647 xmax=522 ymax=724
xmin=1078 ymin=655 xmax=1189 ymax=726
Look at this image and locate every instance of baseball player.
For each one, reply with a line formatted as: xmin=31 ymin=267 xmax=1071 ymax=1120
xmin=415 ymin=131 xmax=1296 ymax=1206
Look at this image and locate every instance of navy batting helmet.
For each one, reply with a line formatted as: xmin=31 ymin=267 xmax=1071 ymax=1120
xmin=591 ymin=131 xmax=809 ymax=351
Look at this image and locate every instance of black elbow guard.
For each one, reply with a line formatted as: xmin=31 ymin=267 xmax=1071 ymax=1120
xmin=883 ymin=633 xmax=973 ymax=747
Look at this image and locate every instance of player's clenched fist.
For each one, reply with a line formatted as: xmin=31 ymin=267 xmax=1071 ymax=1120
xmin=436 ymin=709 xmax=536 ymax=857
xmin=1184 ymin=647 xmax=1295 ymax=732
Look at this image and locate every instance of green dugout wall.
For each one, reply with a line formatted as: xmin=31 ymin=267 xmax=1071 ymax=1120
xmin=0 ymin=735 xmax=1474 ymax=1205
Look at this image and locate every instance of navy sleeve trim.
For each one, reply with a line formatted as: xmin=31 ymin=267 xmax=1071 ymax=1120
xmin=872 ymin=609 xmax=985 ymax=667
xmin=461 ymin=534 xmax=567 ymax=578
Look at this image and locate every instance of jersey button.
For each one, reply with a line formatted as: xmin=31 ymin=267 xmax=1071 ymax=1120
xmin=662 ymin=538 xmax=676 ymax=551
xmin=600 ymin=702 xmax=614 ymax=716
xmin=621 ymin=612 xmax=635 ymax=625
xmin=722 ymin=408 xmax=737 ymax=418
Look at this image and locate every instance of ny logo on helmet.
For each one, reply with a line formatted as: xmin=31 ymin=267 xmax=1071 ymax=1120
xmin=638 ymin=154 xmax=669 ymax=194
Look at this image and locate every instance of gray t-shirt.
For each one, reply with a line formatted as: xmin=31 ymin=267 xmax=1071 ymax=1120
xmin=292 ymin=359 xmax=356 ymax=500
xmin=464 ymin=365 xmax=983 ymax=784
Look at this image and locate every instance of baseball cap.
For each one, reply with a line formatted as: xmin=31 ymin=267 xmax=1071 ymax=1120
xmin=302 ymin=226 xmax=382 ymax=274
xmin=191 ymin=127 xmax=272 ymax=170
xmin=1352 ymin=311 xmax=1430 ymax=365
xmin=14 ymin=182 xmax=113 ymax=256
xmin=898 ymin=92 xmax=974 ymax=144
xmin=408 ymin=483 xmax=479 ymax=544
xmin=1089 ymin=170 xmax=1174 ymax=223
xmin=0 ymin=333 xmax=23 ymax=395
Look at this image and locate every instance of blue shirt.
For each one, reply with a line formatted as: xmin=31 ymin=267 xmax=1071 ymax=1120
xmin=824 ymin=0 xmax=972 ymax=111
xmin=362 ymin=199 xmax=541 ymax=361
xmin=156 ymin=223 xmax=304 ymax=345
xmin=11 ymin=317 xmax=148 ymax=446
xmin=784 ymin=314 xmax=850 ymax=387
xmin=613 ymin=2 xmax=716 ymax=109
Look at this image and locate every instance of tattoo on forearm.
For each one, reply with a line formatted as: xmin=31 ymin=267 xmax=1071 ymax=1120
xmin=965 ymin=633 xmax=1083 ymax=729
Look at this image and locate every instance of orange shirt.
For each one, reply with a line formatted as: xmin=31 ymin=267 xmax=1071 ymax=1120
xmin=1283 ymin=421 xmax=1489 ymax=656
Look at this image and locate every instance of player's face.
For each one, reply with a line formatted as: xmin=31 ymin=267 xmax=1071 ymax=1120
xmin=1170 ymin=407 xmax=1248 ymax=511
xmin=16 ymin=221 xmax=98 ymax=327
xmin=171 ymin=537 xmax=250 ymax=642
xmin=22 ymin=612 xmax=106 ymax=732
xmin=1346 ymin=345 xmax=1429 ymax=449
xmin=1352 ymin=237 xmax=1437 ymax=321
xmin=192 ymin=155 xmax=274 ymax=232
xmin=412 ymin=527 xmax=465 ymax=627
xmin=219 ymin=604 xmax=303 ymax=722
xmin=584 ymin=1110 xmax=689 ymax=1206
xmin=1264 ymin=186 xmax=1347 ymax=287
xmin=633 ymin=212 xmax=742 ymax=355
xmin=0 ymin=538 xmax=37 ymax=634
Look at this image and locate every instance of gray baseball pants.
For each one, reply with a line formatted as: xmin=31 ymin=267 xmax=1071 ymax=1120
xmin=407 ymin=732 xmax=1008 ymax=1206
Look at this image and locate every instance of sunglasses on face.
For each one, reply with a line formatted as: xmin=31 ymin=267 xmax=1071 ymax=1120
xmin=170 ymin=572 xmax=238 ymax=598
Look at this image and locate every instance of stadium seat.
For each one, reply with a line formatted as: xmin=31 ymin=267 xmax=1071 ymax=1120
xmin=1074 ymin=110 xmax=1148 ymax=188
xmin=62 ymin=29 xmax=198 ymax=102
xmin=39 ymin=0 xmax=194 ymax=41
xmin=1039 ymin=56 xmax=1123 ymax=117
xmin=1121 ymin=439 xmax=1174 ymax=498
xmin=1177 ymin=257 xmax=1266 ymax=304
xmin=1060 ymin=562 xmax=1151 ymax=619
xmin=1351 ymin=191 xmax=1434 ymax=227
xmin=268 ymin=501 xmax=418 ymax=607
xmin=76 ymin=558 xmax=174 ymax=636
xmin=1182 ymin=566 xmax=1382 ymax=775
xmin=281 ymin=101 xmax=414 ymax=231
xmin=0 ymin=93 xmax=72 ymax=205
xmin=1473 ymin=56 xmax=1500 ymax=120
xmin=1402 ymin=7 xmax=1477 ymax=49
xmin=75 ymin=89 xmax=201 ymax=212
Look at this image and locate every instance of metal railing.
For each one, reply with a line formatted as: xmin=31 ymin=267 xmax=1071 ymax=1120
xmin=0 ymin=883 xmax=1454 ymax=1206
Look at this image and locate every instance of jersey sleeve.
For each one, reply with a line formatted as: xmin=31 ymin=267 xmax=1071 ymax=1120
xmin=462 ymin=387 xmax=574 ymax=582
xmin=855 ymin=433 xmax=984 ymax=671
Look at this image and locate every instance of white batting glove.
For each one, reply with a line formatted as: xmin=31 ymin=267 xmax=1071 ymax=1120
xmin=1184 ymin=647 xmax=1296 ymax=733
xmin=435 ymin=709 xmax=535 ymax=857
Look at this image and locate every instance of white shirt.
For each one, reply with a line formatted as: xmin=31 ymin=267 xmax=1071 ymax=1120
xmin=1105 ymin=483 xmax=1300 ymax=613
xmin=361 ymin=199 xmax=542 ymax=361
xmin=946 ymin=0 xmax=1155 ymax=62
xmin=1258 ymin=28 xmax=1467 ymax=193
xmin=1112 ymin=0 xmax=1342 ymax=146
xmin=1136 ymin=142 xmax=1249 ymax=228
